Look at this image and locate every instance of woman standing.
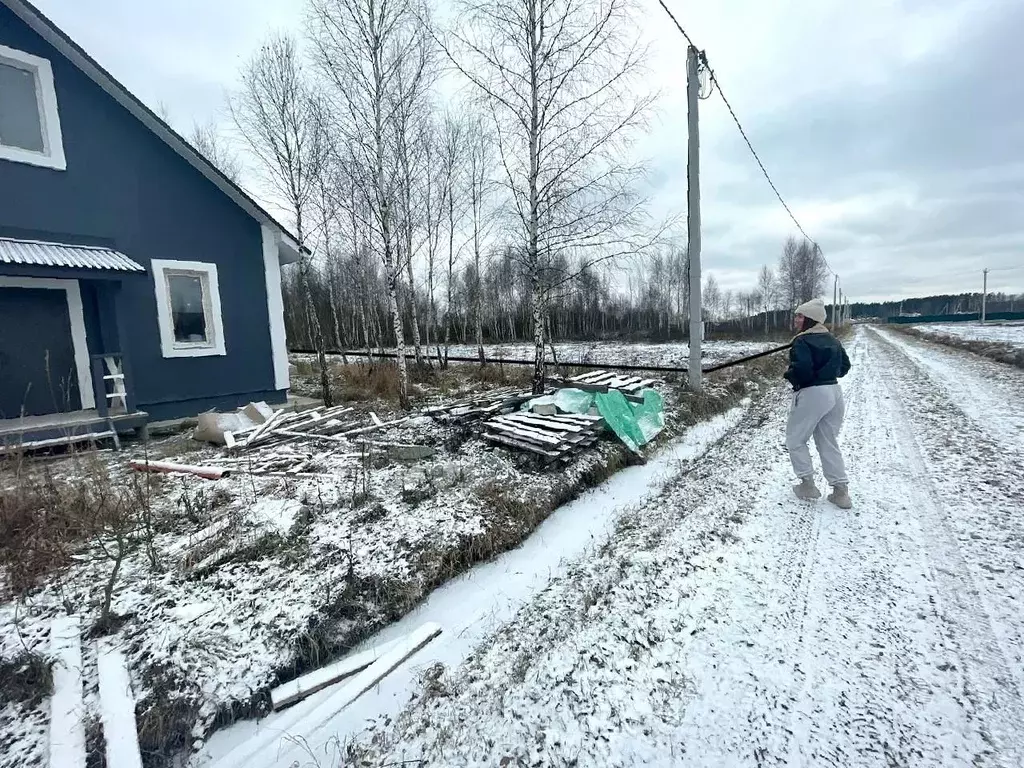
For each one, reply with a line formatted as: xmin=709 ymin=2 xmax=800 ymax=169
xmin=784 ymin=298 xmax=853 ymax=509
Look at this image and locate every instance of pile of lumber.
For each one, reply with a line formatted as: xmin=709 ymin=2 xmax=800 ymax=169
xmin=558 ymin=370 xmax=658 ymax=402
xmin=482 ymin=411 xmax=605 ymax=461
xmin=226 ymin=406 xmax=406 ymax=451
xmin=422 ymin=387 xmax=538 ymax=423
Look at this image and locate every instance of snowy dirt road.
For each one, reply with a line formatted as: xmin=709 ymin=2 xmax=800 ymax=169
xmin=236 ymin=327 xmax=1024 ymax=767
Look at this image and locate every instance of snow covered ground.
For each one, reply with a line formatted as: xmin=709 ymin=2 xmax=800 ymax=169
xmin=913 ymin=321 xmax=1024 ymax=350
xmin=241 ymin=325 xmax=1024 ymax=767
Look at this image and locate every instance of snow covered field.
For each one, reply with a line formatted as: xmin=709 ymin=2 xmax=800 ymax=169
xmin=913 ymin=321 xmax=1024 ymax=350
xmin=330 ymin=339 xmax=774 ymax=368
xmin=230 ymin=326 xmax=1024 ymax=767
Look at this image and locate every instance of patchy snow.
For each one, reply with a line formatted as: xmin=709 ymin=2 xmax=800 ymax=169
xmin=248 ymin=498 xmax=307 ymax=538
xmin=329 ymin=326 xmax=1024 ymax=767
xmin=3 ymin=365 xmax=764 ymax=766
xmin=914 ymin=321 xmax=1024 ymax=350
xmin=194 ymin=405 xmax=748 ymax=767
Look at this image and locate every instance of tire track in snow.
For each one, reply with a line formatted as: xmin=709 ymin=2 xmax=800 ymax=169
xmin=866 ymin=328 xmax=1024 ymax=763
xmin=777 ymin=329 xmax=1013 ymax=767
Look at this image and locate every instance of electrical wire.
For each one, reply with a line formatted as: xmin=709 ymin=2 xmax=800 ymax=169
xmin=707 ymin=64 xmax=835 ymax=276
xmin=653 ymin=0 xmax=836 ymax=277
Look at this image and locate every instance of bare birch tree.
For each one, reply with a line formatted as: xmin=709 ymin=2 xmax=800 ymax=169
xmin=308 ymin=0 xmax=435 ymax=408
xmin=188 ymin=120 xmax=243 ymax=182
xmin=777 ymin=236 xmax=827 ymax=307
xmin=439 ymin=113 xmax=466 ymax=367
xmin=231 ymin=33 xmax=334 ymax=405
xmin=442 ymin=0 xmax=657 ymax=392
xmin=757 ymin=264 xmax=777 ymax=333
xmin=465 ymin=115 xmax=496 ymax=364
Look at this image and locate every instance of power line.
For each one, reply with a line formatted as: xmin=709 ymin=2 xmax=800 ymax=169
xmin=653 ymin=0 xmax=835 ymax=277
xmin=654 ymin=0 xmax=698 ymax=49
xmin=707 ymin=66 xmax=834 ymax=275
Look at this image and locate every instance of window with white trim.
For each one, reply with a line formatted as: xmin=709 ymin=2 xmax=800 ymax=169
xmin=0 ymin=44 xmax=66 ymax=170
xmin=152 ymin=260 xmax=226 ymax=358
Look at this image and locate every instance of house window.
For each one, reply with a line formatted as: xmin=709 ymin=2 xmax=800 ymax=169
xmin=152 ymin=260 xmax=226 ymax=358
xmin=0 ymin=44 xmax=66 ymax=170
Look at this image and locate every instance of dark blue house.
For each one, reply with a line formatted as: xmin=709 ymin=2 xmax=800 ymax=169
xmin=0 ymin=0 xmax=300 ymax=447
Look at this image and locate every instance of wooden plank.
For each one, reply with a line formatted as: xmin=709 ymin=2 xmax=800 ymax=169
xmin=269 ymin=429 xmax=346 ymax=443
xmin=298 ymin=623 xmax=442 ymax=732
xmin=2 ymin=431 xmax=115 ymax=454
xmin=571 ymin=370 xmax=608 ymax=383
xmin=501 ymin=412 xmax=586 ymax=433
xmin=553 ymin=413 xmax=603 ymax=425
xmin=483 ymin=432 xmax=562 ymax=458
xmin=243 ymin=409 xmax=287 ymax=447
xmin=579 ymin=371 xmax=618 ymax=384
xmin=96 ymin=639 xmax=143 ymax=768
xmin=488 ymin=420 xmax=563 ymax=446
xmin=49 ymin=617 xmax=86 ymax=768
xmin=223 ymin=431 xmax=237 ymax=450
xmin=215 ymin=624 xmax=442 ymax=768
xmin=337 ymin=418 xmax=408 ymax=437
xmin=270 ymin=636 xmax=406 ymax=710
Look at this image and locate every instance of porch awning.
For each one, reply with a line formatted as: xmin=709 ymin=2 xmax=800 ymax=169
xmin=0 ymin=237 xmax=145 ymax=272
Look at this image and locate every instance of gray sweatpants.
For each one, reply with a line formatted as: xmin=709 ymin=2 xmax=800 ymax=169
xmin=786 ymin=384 xmax=848 ymax=486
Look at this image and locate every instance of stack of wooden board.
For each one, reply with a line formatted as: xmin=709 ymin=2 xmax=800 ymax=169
xmin=559 ymin=370 xmax=658 ymax=401
xmin=482 ymin=411 xmax=605 ymax=461
xmin=422 ymin=387 xmax=538 ymax=423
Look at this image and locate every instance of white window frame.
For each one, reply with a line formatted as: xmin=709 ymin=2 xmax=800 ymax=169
xmin=0 ymin=43 xmax=66 ymax=171
xmin=152 ymin=259 xmax=226 ymax=358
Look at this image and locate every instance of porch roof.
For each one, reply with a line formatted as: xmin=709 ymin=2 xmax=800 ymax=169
xmin=0 ymin=237 xmax=145 ymax=272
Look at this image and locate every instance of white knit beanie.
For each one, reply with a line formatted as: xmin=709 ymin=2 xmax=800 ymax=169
xmin=795 ymin=298 xmax=827 ymax=324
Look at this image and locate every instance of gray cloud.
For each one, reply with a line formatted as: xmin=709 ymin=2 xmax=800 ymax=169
xmin=32 ymin=0 xmax=1024 ymax=302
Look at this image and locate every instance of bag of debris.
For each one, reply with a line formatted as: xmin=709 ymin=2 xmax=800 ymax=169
xmin=193 ymin=411 xmax=256 ymax=445
xmin=521 ymin=388 xmax=596 ymax=416
xmin=554 ymin=388 xmax=597 ymax=415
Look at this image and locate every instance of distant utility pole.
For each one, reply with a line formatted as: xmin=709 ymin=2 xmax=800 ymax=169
xmin=832 ymin=275 xmax=839 ymax=332
xmin=686 ymin=45 xmax=703 ymax=392
xmin=981 ymin=268 xmax=989 ymax=324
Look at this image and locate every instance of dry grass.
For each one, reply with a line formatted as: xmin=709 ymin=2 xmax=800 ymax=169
xmin=0 ymin=651 xmax=53 ymax=708
xmin=0 ymin=454 xmax=161 ymax=599
xmin=307 ymin=358 xmax=536 ymax=406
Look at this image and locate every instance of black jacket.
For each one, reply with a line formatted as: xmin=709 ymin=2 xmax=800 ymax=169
xmin=784 ymin=329 xmax=851 ymax=391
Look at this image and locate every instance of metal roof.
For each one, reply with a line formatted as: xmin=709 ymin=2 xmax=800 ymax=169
xmin=0 ymin=238 xmax=145 ymax=272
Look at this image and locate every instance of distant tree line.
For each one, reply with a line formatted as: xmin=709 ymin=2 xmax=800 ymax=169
xmin=279 ymin=235 xmax=832 ymax=350
xmin=851 ymin=292 xmax=1024 ymax=320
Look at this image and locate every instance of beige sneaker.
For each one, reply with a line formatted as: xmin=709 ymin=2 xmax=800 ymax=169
xmin=793 ymin=478 xmax=821 ymax=500
xmin=828 ymin=484 xmax=853 ymax=509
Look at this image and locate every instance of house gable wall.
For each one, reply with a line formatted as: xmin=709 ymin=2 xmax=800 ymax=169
xmin=0 ymin=5 xmax=284 ymax=418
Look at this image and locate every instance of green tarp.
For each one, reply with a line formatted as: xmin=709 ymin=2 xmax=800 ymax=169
xmin=523 ymin=387 xmax=665 ymax=454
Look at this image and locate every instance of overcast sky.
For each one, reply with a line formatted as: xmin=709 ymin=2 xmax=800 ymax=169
xmin=33 ymin=0 xmax=1024 ymax=302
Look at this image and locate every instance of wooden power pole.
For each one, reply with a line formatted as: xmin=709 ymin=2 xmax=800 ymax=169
xmin=686 ymin=45 xmax=703 ymax=391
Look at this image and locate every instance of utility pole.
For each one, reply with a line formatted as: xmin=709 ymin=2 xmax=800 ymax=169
xmin=981 ymin=268 xmax=989 ymax=324
xmin=686 ymin=45 xmax=702 ymax=392
xmin=832 ymin=275 xmax=839 ymax=332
